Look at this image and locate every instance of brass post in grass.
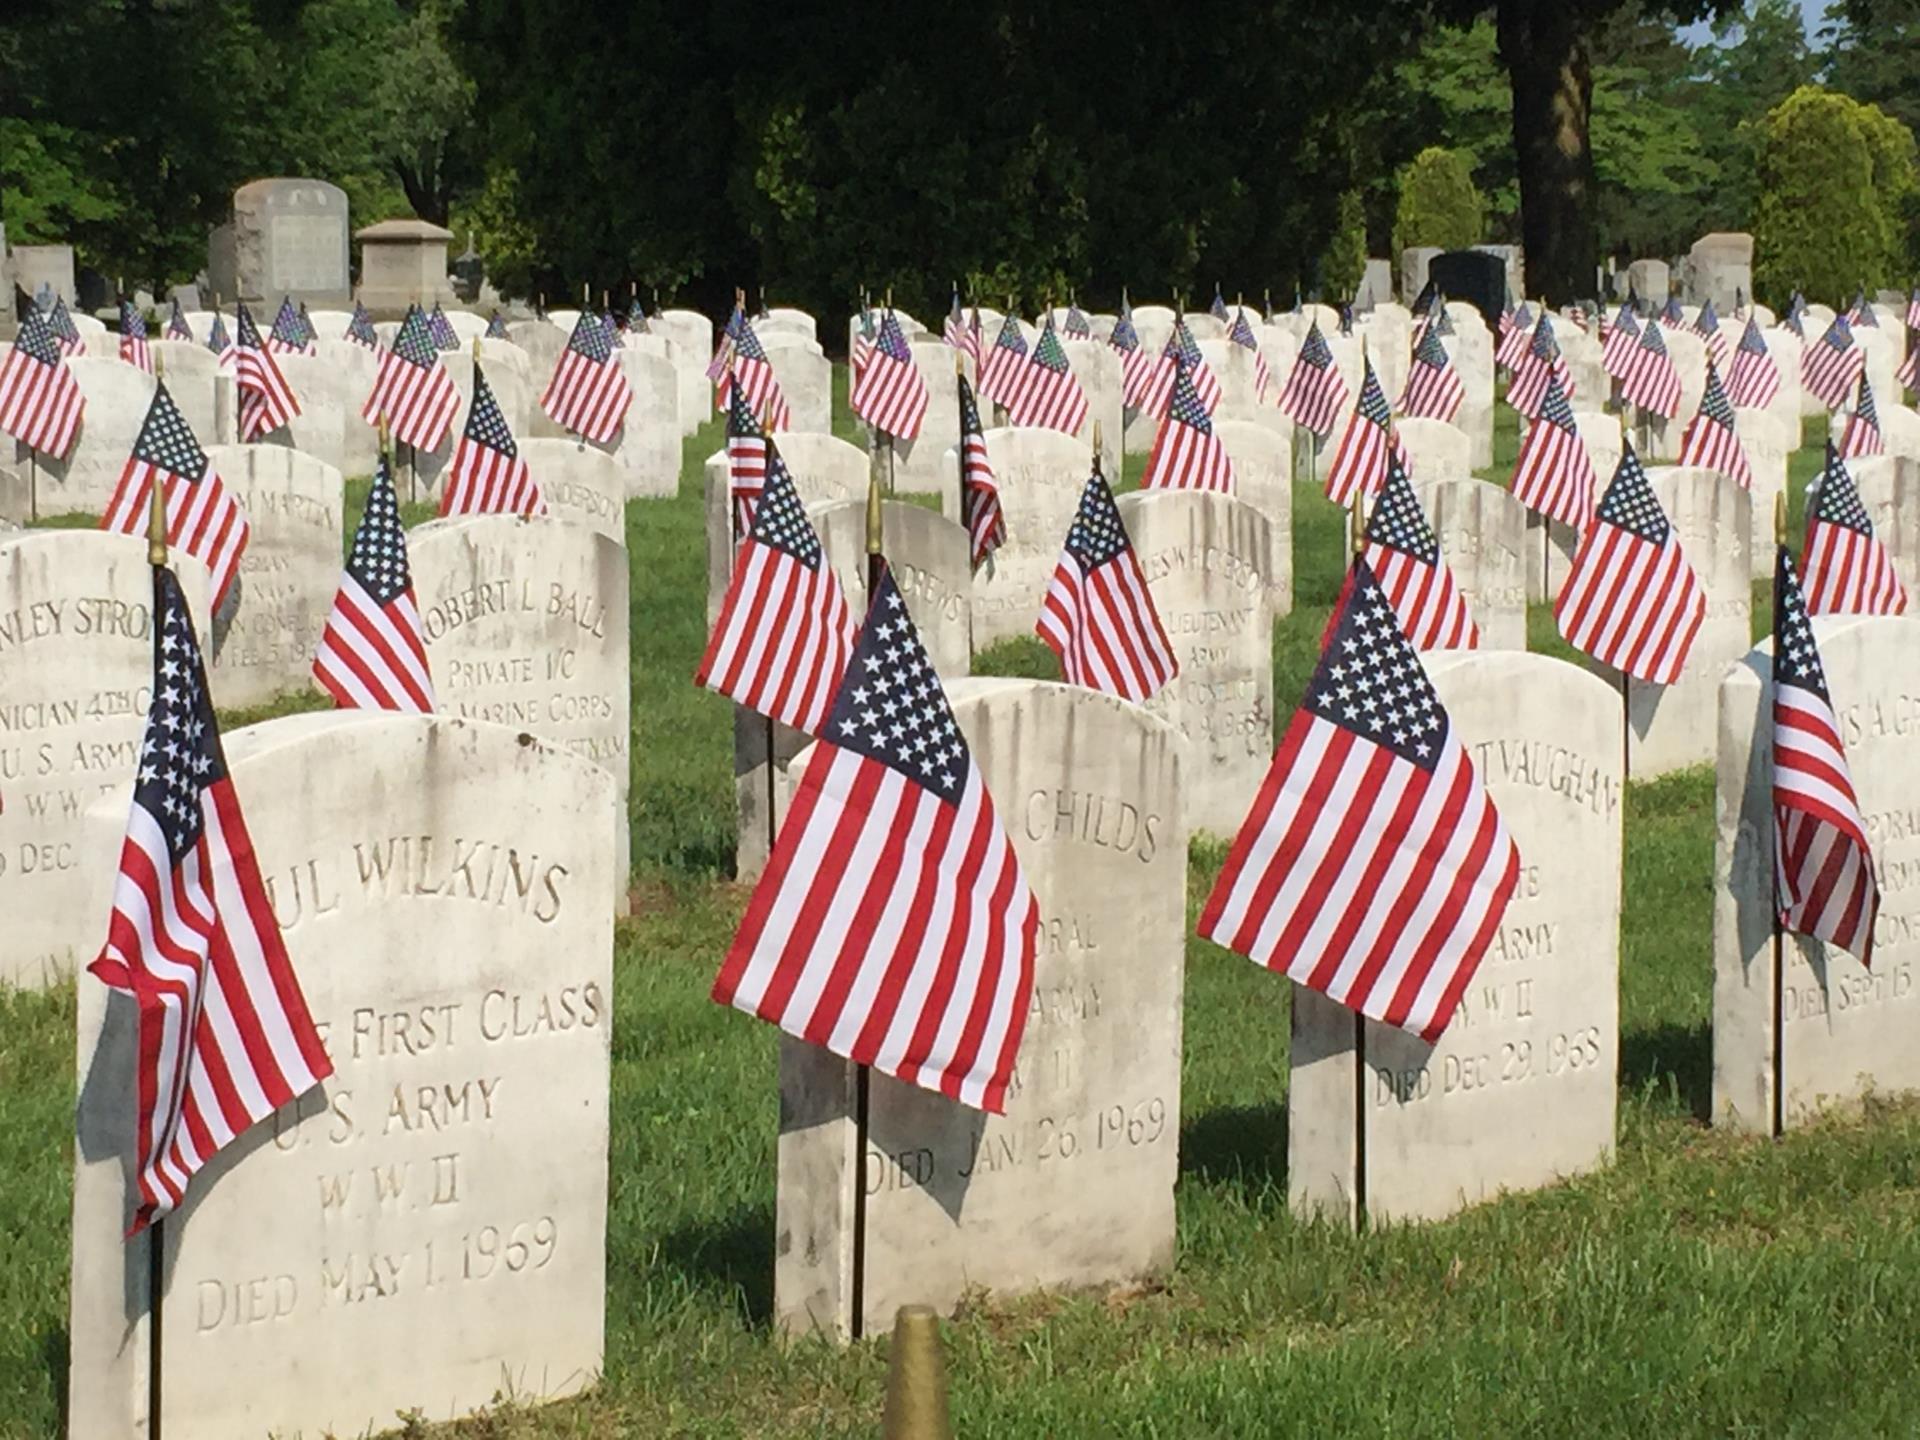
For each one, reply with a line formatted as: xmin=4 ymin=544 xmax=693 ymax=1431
xmin=881 ymin=1305 xmax=953 ymax=1440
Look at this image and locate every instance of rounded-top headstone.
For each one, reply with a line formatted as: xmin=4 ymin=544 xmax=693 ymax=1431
xmin=939 ymin=427 xmax=1092 ymax=648
xmin=36 ymin=358 xmax=159 ymax=516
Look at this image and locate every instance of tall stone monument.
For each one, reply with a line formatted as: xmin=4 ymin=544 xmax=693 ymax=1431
xmin=210 ymin=179 xmax=352 ymax=309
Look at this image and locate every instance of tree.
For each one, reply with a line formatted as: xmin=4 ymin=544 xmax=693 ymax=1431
xmin=1321 ymin=191 xmax=1369 ymax=299
xmin=1394 ymin=148 xmax=1486 ymax=255
xmin=1824 ymin=0 xmax=1920 ymax=136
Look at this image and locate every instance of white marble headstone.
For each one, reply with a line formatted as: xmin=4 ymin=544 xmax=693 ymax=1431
xmin=940 ymin=427 xmax=1092 ymax=648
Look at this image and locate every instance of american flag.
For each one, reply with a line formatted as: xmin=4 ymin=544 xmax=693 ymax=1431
xmin=361 ymin=305 xmax=462 ymax=451
xmin=942 ymin=290 xmax=980 ymax=372
xmin=711 ymin=307 xmax=789 ymax=431
xmin=977 ymin=312 xmax=1030 ymax=409
xmin=958 ymin=372 xmax=1005 ymax=571
xmin=1771 ymin=545 xmax=1879 ymax=962
xmin=1210 ymin=285 xmax=1230 ymax=321
xmin=1110 ymin=300 xmax=1155 ymax=411
xmin=1783 ymin=291 xmax=1808 ymax=338
xmin=711 ymin=561 xmax=1039 ymax=1113
xmin=346 ymin=301 xmax=381 ymax=351
xmin=165 ymin=299 xmax=193 ymax=342
xmin=206 ymin=312 xmax=235 ymax=369
xmin=1676 ymin=363 xmax=1753 ymax=489
xmin=1495 ymin=301 xmax=1534 ymax=370
xmin=1908 ymin=286 xmax=1920 ymax=332
xmin=1727 ymin=314 xmax=1781 ymax=409
xmin=296 ymin=303 xmax=319 ymax=350
xmin=266 ymin=297 xmax=314 ymax=356
xmin=1553 ymin=443 xmax=1704 ymax=684
xmin=1801 ymin=314 xmax=1865 ymax=411
xmin=1324 ymin=357 xmax=1409 ymax=505
xmin=1801 ymin=443 xmax=1907 ymax=616
xmin=1601 ymin=300 xmax=1642 ymax=380
xmin=1137 ymin=318 xmax=1222 ymax=420
xmin=234 ymin=302 xmax=301 ymax=441
xmin=1227 ymin=306 xmax=1271 ymax=401
xmin=850 ymin=306 xmax=875 ymax=390
xmin=442 ymin=363 xmax=544 ymax=518
xmin=1197 ymin=556 xmax=1520 ymax=1043
xmin=1661 ymin=295 xmax=1684 ymax=325
xmin=90 ymin=561 xmax=333 ymax=1231
xmin=1277 ymin=320 xmax=1350 ymax=435
xmin=541 ymin=308 xmax=635 ymax=443
xmin=1064 ymin=300 xmax=1092 ymax=340
xmin=102 ymin=382 xmax=250 ymax=612
xmin=1036 ymin=461 xmax=1178 ymax=701
xmin=1693 ymin=299 xmax=1730 ymax=370
xmin=600 ymin=309 xmax=624 ymax=350
xmin=1507 ymin=311 xmax=1573 ymax=417
xmin=1364 ymin=454 xmax=1477 ymax=650
xmin=1141 ymin=350 xmax=1235 ymax=493
xmin=47 ymin=297 xmax=85 ymax=357
xmin=0 ymin=304 xmax=87 ymax=458
xmin=313 ymin=455 xmax=435 ymax=712
xmin=1838 ymin=373 xmax=1885 ymax=461
xmin=1005 ymin=315 xmax=1089 ymax=434
xmin=1399 ymin=322 xmax=1465 ymax=423
xmin=487 ymin=310 xmax=510 ymax=340
xmin=1619 ymin=318 xmax=1683 ymax=419
xmin=627 ymin=297 xmax=648 ymax=333
xmin=1848 ymin=286 xmax=1877 ymax=327
xmin=1509 ymin=372 xmax=1597 ymax=532
xmin=695 ymin=438 xmax=857 ymax=733
xmin=119 ymin=299 xmax=152 ymax=375
xmin=725 ymin=381 xmax=769 ymax=539
xmin=1900 ymin=338 xmax=1919 ymax=398
xmin=849 ymin=308 xmax=931 ymax=440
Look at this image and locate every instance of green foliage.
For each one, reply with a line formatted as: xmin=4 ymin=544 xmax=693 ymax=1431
xmin=1823 ymin=0 xmax=1920 ymax=138
xmin=1753 ymin=85 xmax=1918 ymax=305
xmin=1321 ymin=191 xmax=1369 ymax=298
xmin=1393 ymin=146 xmax=1485 ymax=254
xmin=1394 ymin=22 xmax=1516 ymax=228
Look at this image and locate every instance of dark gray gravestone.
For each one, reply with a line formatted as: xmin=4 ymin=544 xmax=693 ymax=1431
xmin=1429 ymin=250 xmax=1507 ymax=330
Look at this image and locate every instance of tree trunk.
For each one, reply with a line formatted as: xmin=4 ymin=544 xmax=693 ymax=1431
xmin=1497 ymin=3 xmax=1597 ymax=306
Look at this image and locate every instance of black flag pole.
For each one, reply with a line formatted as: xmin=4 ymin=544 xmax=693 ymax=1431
xmin=144 ymin=473 xmax=168 ymax=1440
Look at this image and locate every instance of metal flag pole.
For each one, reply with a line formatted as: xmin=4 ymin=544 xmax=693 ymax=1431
xmin=1349 ymin=488 xmax=1370 ymax=1229
xmin=144 ymin=470 xmax=168 ymax=1440
xmin=1771 ymin=489 xmax=1787 ymax=1138
xmin=884 ymin=289 xmax=897 ymax=496
xmin=954 ymin=349 xmax=967 ymax=527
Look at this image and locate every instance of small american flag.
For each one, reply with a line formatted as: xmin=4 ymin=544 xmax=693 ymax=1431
xmin=696 ymin=439 xmax=857 ymax=733
xmin=1325 ymin=357 xmax=1409 ymax=506
xmin=1063 ymin=301 xmax=1092 ymax=340
xmin=442 ymin=363 xmax=545 ymax=518
xmin=850 ymin=306 xmax=876 ymax=389
xmin=345 ymin=301 xmax=381 ymax=351
xmin=296 ymin=303 xmax=319 ymax=349
xmin=487 ymin=310 xmax=511 ymax=340
xmin=1227 ymin=306 xmax=1271 ymax=401
xmin=206 ymin=312 xmax=235 ymax=369
xmin=313 ymin=455 xmax=436 ymax=711
xmin=1364 ymin=454 xmax=1477 ymax=650
xmin=1507 ymin=311 xmax=1574 ymax=417
xmin=119 ymin=299 xmax=152 ymax=375
xmin=977 ymin=312 xmax=1030 ymax=409
xmin=1848 ymin=286 xmax=1877 ymax=327
xmin=1772 ymin=545 xmax=1879 ymax=962
xmin=1141 ymin=350 xmax=1235 ymax=493
xmin=1692 ymin=298 xmax=1730 ymax=370
xmin=712 ymin=561 xmax=1039 ymax=1113
xmin=1900 ymin=337 xmax=1919 ymax=398
xmin=0 ymin=304 xmax=87 ymax=458
xmin=1495 ymin=301 xmax=1534 ymax=370
xmin=1509 ymin=371 xmax=1597 ymax=532
xmin=1661 ymin=295 xmax=1685 ymax=325
xmin=1198 ymin=556 xmax=1520 ymax=1043
xmin=266 ymin=297 xmax=314 ymax=356
xmin=48 ymin=297 xmax=85 ymax=357
xmin=1111 ymin=298 xmax=1155 ymax=411
xmin=1399 ymin=322 xmax=1465 ymax=423
xmin=849 ymin=308 xmax=931 ymax=440
xmin=711 ymin=307 xmax=789 ymax=431
xmin=1619 ymin=318 xmax=1683 ymax=419
xmin=943 ymin=291 xmax=980 ymax=373
xmin=1907 ymin=286 xmax=1920 ymax=332
xmin=234 ymin=302 xmax=301 ymax=441
xmin=90 ymin=561 xmax=333 ymax=1231
xmin=1210 ymin=285 xmax=1230 ymax=321
xmin=1139 ymin=318 xmax=1222 ymax=420
xmin=361 ymin=306 xmax=462 ymax=451
xmin=1601 ymin=300 xmax=1642 ymax=380
xmin=1784 ymin=291 xmax=1808 ymax=339
xmin=164 ymin=299 xmax=192 ymax=342
xmin=102 ymin=382 xmax=251 ymax=612
xmin=1554 ymin=443 xmax=1704 ymax=684
xmin=1727 ymin=315 xmax=1781 ymax=409
xmin=1036 ymin=461 xmax=1178 ymax=701
xmin=627 ymin=296 xmax=650 ymax=333
xmin=958 ymin=372 xmax=1005 ymax=571
xmin=541 ymin=309 xmax=635 ymax=443
xmin=1676 ymin=363 xmax=1753 ymax=489
xmin=725 ymin=381 xmax=769 ymax=539
xmin=1837 ymin=373 xmax=1885 ymax=461
xmin=1005 ymin=315 xmax=1089 ymax=434
xmin=1277 ymin=320 xmax=1350 ymax=435
xmin=1802 ymin=314 xmax=1864 ymax=412
xmin=1801 ymin=443 xmax=1907 ymax=616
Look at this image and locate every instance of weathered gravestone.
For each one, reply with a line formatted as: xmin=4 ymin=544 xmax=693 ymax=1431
xmin=12 ymin=244 xmax=76 ymax=305
xmin=1626 ymin=259 xmax=1670 ymax=306
xmin=1429 ymin=252 xmax=1506 ymax=334
xmin=149 ymin=340 xmax=221 ymax=446
xmin=762 ymin=336 xmax=832 ymax=434
xmin=1115 ymin=491 xmax=1274 ymax=837
xmin=1688 ymin=233 xmax=1753 ymax=311
xmin=222 ymin=178 xmax=352 ymax=308
xmin=759 ymin=307 xmax=817 ymax=341
xmin=1213 ymin=420 xmax=1294 ymax=618
xmin=872 ymin=340 xmax=965 ymax=496
xmin=704 ymin=432 xmax=869 ymax=628
xmin=1735 ymin=407 xmax=1793 ymax=580
xmin=1713 ymin=615 xmax=1920 ymax=1134
xmin=354 ymin=219 xmax=456 ymax=318
xmin=216 ymin=356 xmax=349 ymax=479
xmin=1290 ymin=650 xmax=1622 ymax=1224
xmin=203 ymin=444 xmax=344 ymax=709
xmin=1064 ymin=339 xmax=1126 ymax=455
xmin=1627 ymin=467 xmax=1752 ymax=778
xmin=1643 ymin=329 xmax=1708 ymax=463
xmin=68 ymin=712 xmax=613 ymax=1440
xmin=1526 ymin=411 xmax=1622 ymax=604
xmin=650 ymin=309 xmax=714 ymax=438
xmin=1401 ymin=247 xmax=1441 ymax=305
xmin=1444 ymin=305 xmax=1497 ymax=470
xmin=1847 ymin=457 xmax=1917 ymax=596
xmin=519 ymin=438 xmax=625 ymax=545
xmin=600 ymin=348 xmax=678 ymax=499
xmin=0 ymin=463 xmax=27 ymax=525
xmin=942 ymin=427 xmax=1093 ymax=649
xmin=409 ymin=517 xmax=631 ymax=903
xmin=32 ymin=359 xmax=157 ymax=515
xmin=775 ymin=679 xmax=1186 ymax=1338
xmin=1396 ymin=417 xmax=1472 ymax=486
xmin=0 ymin=533 xmax=208 ymax=990
xmin=1422 ymin=479 xmax=1528 ymax=650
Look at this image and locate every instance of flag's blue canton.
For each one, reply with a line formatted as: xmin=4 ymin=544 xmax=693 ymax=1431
xmin=960 ymin=374 xmax=985 ymax=434
xmin=1639 ymin=320 xmax=1670 ymax=357
xmin=1821 ymin=316 xmax=1856 ymax=353
xmin=392 ymin=307 xmax=440 ymax=367
xmin=429 ymin=304 xmax=460 ymax=349
xmin=1813 ymin=448 xmax=1873 ymax=534
xmin=347 ymin=460 xmax=414 ymax=605
xmin=1613 ymin=302 xmax=1641 ymax=339
xmin=1530 ymin=313 xmax=1560 ymax=360
xmin=122 ymin=300 xmax=147 ymax=341
xmin=727 ymin=309 xmax=771 ymax=362
xmin=14 ymin=308 xmax=61 ymax=366
xmin=1597 ymin=448 xmax=1669 ymax=543
xmin=1066 ymin=302 xmax=1090 ymax=335
xmin=1111 ymin=304 xmax=1140 ymax=351
xmin=1662 ymin=296 xmax=1684 ymax=324
xmin=1228 ymin=309 xmax=1260 ymax=351
xmin=1168 ymin=318 xmax=1204 ymax=366
xmin=138 ymin=568 xmax=225 ymax=862
xmin=1773 ymin=548 xmax=1829 ymax=701
xmin=992 ymin=313 xmax=1028 ymax=358
xmin=1065 ymin=472 xmax=1135 ymax=571
xmin=1356 ymin=361 xmax=1391 ymax=426
xmin=1701 ymin=366 xmax=1736 ymax=426
xmin=601 ymin=312 xmax=624 ymax=348
xmin=1738 ymin=317 xmax=1768 ymax=355
xmin=207 ymin=314 xmax=231 ymax=355
xmin=271 ymin=298 xmax=304 ymax=346
xmin=236 ymin=304 xmax=265 ymax=349
xmin=1786 ymin=293 xmax=1807 ymax=335
xmin=568 ymin=310 xmax=615 ymax=363
xmin=486 ymin=311 xmax=510 ymax=340
xmin=727 ymin=379 xmax=763 ymax=438
xmin=1696 ymin=299 xmax=1720 ymax=334
xmin=1512 ymin=302 xmax=1533 ymax=332
xmin=748 ymin=450 xmax=823 ymax=566
xmin=877 ymin=311 xmax=914 ymax=364
xmin=1211 ymin=287 xmax=1230 ymax=320
xmin=1853 ymin=288 xmax=1877 ymax=325
xmin=49 ymin=298 xmax=80 ymax=345
xmin=464 ymin=369 xmax=517 ymax=455
xmin=1031 ymin=317 xmax=1070 ymax=373
xmin=1366 ymin=458 xmax=1440 ymax=564
xmin=1413 ymin=323 xmax=1450 ymax=369
xmin=297 ymin=304 xmax=317 ymax=345
xmin=1304 ymin=560 xmax=1447 ymax=770
xmin=1168 ymin=356 xmax=1213 ymax=432
xmin=349 ymin=304 xmax=379 ymax=345
xmin=133 ymin=384 xmax=207 ymax=476
xmin=1299 ymin=322 xmax=1333 ymax=368
xmin=827 ymin=565 xmax=969 ymax=797
xmin=1856 ymin=375 xmax=1880 ymax=428
xmin=628 ymin=299 xmax=649 ymax=333
xmin=1539 ymin=373 xmax=1577 ymax=432
xmin=167 ymin=300 xmax=192 ymax=340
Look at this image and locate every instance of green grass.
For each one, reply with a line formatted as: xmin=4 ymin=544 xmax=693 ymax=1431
xmin=6 ymin=381 xmax=1920 ymax=1439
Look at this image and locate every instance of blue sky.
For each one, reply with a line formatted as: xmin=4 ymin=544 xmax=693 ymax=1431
xmin=1678 ymin=0 xmax=1826 ymax=47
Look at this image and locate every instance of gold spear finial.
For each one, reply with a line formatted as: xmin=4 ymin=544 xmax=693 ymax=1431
xmin=1775 ymin=489 xmax=1787 ymax=546
xmin=866 ymin=443 xmax=885 ymax=557
xmin=146 ymin=470 xmax=168 ymax=567
xmin=1352 ymin=491 xmax=1368 ymax=558
xmin=881 ymin=1305 xmax=954 ymax=1440
xmin=377 ymin=413 xmax=392 ymax=466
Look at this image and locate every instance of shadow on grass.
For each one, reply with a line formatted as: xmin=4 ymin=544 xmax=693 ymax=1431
xmin=1179 ymin=1102 xmax=1289 ymax=1193
xmin=38 ymin=1322 xmax=67 ymax=1435
xmin=656 ymin=1204 xmax=775 ymax=1328
xmin=1620 ymin=1021 xmax=1713 ymax=1122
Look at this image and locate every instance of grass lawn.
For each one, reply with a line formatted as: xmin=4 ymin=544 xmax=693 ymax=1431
xmin=3 ymin=378 xmax=1916 ymax=1438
